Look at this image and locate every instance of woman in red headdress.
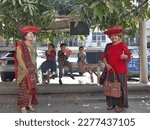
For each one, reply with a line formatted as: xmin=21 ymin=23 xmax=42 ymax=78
xmin=15 ymin=25 xmax=40 ymax=113
xmin=101 ymin=26 xmax=131 ymax=112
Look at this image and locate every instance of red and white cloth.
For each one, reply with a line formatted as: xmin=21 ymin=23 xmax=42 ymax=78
xmin=65 ymin=48 xmax=72 ymax=57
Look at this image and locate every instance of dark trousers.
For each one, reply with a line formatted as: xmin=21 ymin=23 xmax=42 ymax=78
xmin=58 ymin=61 xmax=73 ymax=78
xmin=41 ymin=60 xmax=56 ymax=73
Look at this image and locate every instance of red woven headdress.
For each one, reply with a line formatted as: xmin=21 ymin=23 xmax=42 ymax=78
xmin=19 ymin=25 xmax=41 ymax=34
xmin=103 ymin=26 xmax=123 ymax=35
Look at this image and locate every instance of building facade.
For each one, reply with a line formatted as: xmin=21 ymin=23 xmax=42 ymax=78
xmin=84 ymin=20 xmax=150 ymax=48
xmin=84 ymin=27 xmax=111 ymax=48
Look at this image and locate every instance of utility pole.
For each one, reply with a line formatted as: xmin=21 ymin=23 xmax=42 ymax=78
xmin=139 ymin=21 xmax=148 ymax=83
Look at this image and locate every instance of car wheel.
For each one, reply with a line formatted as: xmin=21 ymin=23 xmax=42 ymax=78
xmin=1 ymin=73 xmax=15 ymax=82
xmin=1 ymin=76 xmax=7 ymax=82
xmin=8 ymin=77 xmax=14 ymax=81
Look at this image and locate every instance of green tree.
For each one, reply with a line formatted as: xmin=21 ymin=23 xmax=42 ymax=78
xmin=0 ymin=0 xmax=77 ymax=44
xmin=72 ymin=0 xmax=150 ymax=35
xmin=0 ymin=0 xmax=150 ymax=40
xmin=0 ymin=0 xmax=59 ymax=40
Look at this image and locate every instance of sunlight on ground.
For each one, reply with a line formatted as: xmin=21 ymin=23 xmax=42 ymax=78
xmin=38 ymin=72 xmax=99 ymax=85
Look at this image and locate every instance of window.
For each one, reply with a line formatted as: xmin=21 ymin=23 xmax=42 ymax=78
xmin=101 ymin=35 xmax=106 ymax=42
xmin=130 ymin=37 xmax=135 ymax=43
xmin=92 ymin=32 xmax=97 ymax=42
xmin=92 ymin=32 xmax=106 ymax=46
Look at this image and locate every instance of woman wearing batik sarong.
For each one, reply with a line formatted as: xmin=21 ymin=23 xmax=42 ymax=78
xmin=15 ymin=25 xmax=40 ymax=113
xmin=101 ymin=26 xmax=131 ymax=112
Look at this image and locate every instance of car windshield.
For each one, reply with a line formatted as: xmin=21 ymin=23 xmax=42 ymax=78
xmin=0 ymin=52 xmax=9 ymax=58
xmin=4 ymin=51 xmax=15 ymax=58
xmin=130 ymin=49 xmax=139 ymax=58
xmin=131 ymin=48 xmax=150 ymax=58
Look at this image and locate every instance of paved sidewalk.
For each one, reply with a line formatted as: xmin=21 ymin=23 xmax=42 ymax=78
xmin=0 ymin=94 xmax=150 ymax=113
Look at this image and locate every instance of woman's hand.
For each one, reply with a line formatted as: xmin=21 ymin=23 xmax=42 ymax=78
xmin=47 ymin=51 xmax=51 ymax=54
xmin=106 ymin=64 xmax=112 ymax=70
xmin=120 ymin=51 xmax=128 ymax=59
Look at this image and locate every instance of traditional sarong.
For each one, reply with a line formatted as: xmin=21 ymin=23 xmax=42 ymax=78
xmin=18 ymin=77 xmax=38 ymax=108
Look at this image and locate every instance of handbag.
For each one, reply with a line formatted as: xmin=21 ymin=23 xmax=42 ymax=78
xmin=103 ymin=69 xmax=122 ymax=98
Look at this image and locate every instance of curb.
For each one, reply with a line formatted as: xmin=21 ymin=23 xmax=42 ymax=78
xmin=0 ymin=82 xmax=150 ymax=95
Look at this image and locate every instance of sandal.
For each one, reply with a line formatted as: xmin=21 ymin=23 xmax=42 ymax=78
xmin=21 ymin=107 xmax=27 ymax=113
xmin=27 ymin=105 xmax=35 ymax=112
xmin=107 ymin=105 xmax=115 ymax=110
xmin=115 ymin=107 xmax=123 ymax=113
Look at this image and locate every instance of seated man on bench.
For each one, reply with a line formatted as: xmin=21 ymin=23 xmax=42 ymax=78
xmin=58 ymin=43 xmax=75 ymax=85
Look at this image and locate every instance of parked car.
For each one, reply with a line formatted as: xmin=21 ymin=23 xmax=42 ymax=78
xmin=127 ymin=47 xmax=150 ymax=79
xmin=0 ymin=50 xmax=45 ymax=82
xmin=88 ymin=46 xmax=150 ymax=79
xmin=0 ymin=51 xmax=15 ymax=81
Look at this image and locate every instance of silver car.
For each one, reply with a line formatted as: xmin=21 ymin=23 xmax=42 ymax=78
xmin=0 ymin=51 xmax=15 ymax=81
xmin=0 ymin=50 xmax=45 ymax=82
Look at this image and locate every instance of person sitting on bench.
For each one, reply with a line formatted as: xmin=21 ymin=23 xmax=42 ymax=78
xmin=58 ymin=43 xmax=75 ymax=85
xmin=40 ymin=44 xmax=57 ymax=80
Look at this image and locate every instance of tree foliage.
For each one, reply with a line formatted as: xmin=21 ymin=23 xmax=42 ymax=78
xmin=0 ymin=0 xmax=150 ymax=40
xmin=0 ymin=0 xmax=60 ymax=39
xmin=72 ymin=0 xmax=150 ymax=35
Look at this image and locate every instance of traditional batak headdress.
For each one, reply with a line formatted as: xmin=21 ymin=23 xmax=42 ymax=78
xmin=19 ymin=25 xmax=41 ymax=35
xmin=103 ymin=26 xmax=123 ymax=35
